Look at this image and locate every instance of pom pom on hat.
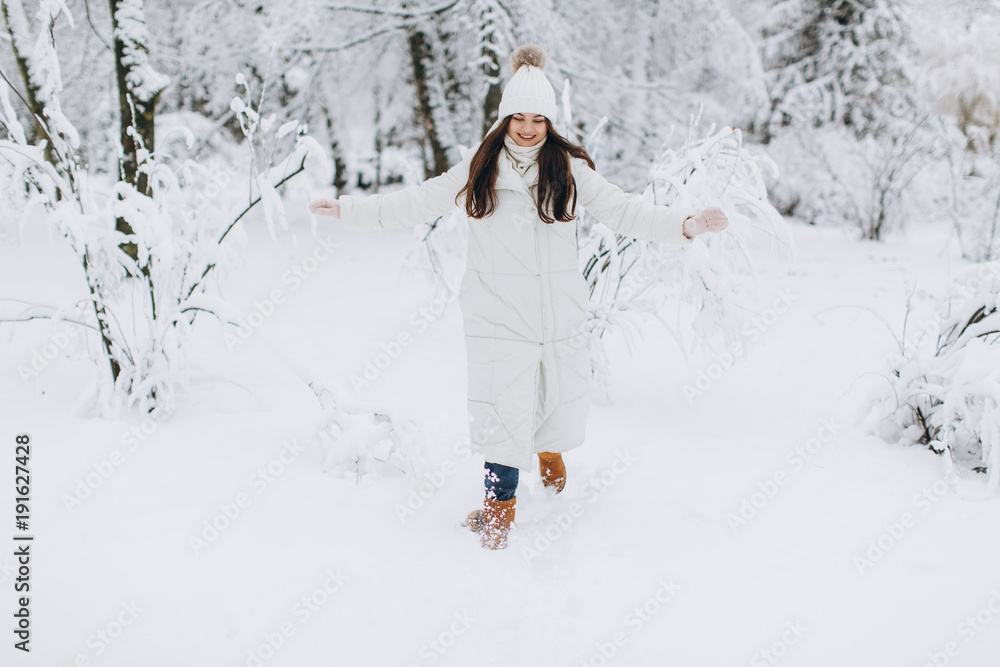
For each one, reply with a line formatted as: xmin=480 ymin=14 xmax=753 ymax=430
xmin=498 ymin=44 xmax=557 ymax=121
xmin=510 ymin=44 xmax=547 ymax=74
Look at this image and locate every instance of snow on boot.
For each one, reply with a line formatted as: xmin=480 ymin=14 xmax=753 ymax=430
xmin=538 ymin=452 xmax=566 ymax=493
xmin=463 ymin=496 xmax=516 ymax=550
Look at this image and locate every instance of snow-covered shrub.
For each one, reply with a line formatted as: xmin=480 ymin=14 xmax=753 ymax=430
xmin=867 ymin=263 xmax=1000 ymax=488
xmin=580 ymin=122 xmax=793 ymax=398
xmin=768 ymin=120 xmax=940 ymax=238
xmin=4 ymin=55 xmax=421 ymax=481
xmin=0 ymin=3 xmax=323 ymax=415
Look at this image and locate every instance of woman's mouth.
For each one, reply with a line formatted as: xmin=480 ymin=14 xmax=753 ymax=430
xmin=518 ymin=134 xmax=536 ymax=141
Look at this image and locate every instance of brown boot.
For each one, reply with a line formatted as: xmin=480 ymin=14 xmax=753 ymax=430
xmin=463 ymin=496 xmax=516 ymax=549
xmin=538 ymin=452 xmax=566 ymax=493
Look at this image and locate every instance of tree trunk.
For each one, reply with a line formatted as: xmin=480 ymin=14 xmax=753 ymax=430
xmin=2 ymin=0 xmax=52 ymax=155
xmin=481 ymin=28 xmax=502 ymax=137
xmin=0 ymin=0 xmax=44 ymax=144
xmin=110 ymin=0 xmax=161 ymax=197
xmin=373 ymin=85 xmax=384 ymax=192
xmin=324 ymin=111 xmax=348 ymax=196
xmin=109 ymin=0 xmax=166 ymax=271
xmin=407 ymin=27 xmax=450 ymax=179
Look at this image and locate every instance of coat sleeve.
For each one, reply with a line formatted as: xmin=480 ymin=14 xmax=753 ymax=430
xmin=571 ymin=157 xmax=699 ymax=245
xmin=337 ymin=150 xmax=473 ymax=231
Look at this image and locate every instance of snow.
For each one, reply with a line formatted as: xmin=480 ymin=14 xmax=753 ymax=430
xmin=3 ymin=211 xmax=1000 ymax=666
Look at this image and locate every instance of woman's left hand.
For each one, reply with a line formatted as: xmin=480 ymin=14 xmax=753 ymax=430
xmin=682 ymin=207 xmax=728 ymax=238
xmin=309 ymin=198 xmax=341 ymax=218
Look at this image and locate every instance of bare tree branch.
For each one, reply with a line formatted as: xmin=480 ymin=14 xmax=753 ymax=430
xmin=0 ymin=314 xmax=99 ymax=333
xmin=82 ymin=0 xmax=112 ymax=50
xmin=287 ymin=25 xmax=400 ymax=53
xmin=325 ymin=0 xmax=459 ymax=18
xmin=185 ymin=153 xmax=309 ymax=300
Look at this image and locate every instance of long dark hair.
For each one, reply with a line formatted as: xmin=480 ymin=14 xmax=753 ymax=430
xmin=456 ymin=115 xmax=596 ymax=224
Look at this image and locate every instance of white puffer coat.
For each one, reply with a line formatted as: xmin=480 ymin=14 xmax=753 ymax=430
xmin=338 ymin=138 xmax=698 ymax=471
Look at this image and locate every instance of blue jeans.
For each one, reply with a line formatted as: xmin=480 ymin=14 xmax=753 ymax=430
xmin=484 ymin=461 xmax=519 ymax=502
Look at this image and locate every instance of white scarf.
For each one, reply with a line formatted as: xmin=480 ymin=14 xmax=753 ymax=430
xmin=502 ymin=133 xmax=546 ymax=188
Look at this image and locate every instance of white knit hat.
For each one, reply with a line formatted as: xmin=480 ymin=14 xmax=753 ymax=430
xmin=497 ymin=44 xmax=557 ymax=121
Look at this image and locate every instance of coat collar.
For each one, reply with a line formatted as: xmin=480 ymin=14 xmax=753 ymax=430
xmin=496 ymin=153 xmax=532 ymax=195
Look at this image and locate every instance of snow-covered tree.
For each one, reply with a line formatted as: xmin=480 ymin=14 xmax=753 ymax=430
xmin=111 ymin=0 xmax=168 ymax=197
xmin=0 ymin=0 xmax=79 ymax=171
xmin=467 ymin=0 xmax=517 ymax=135
xmin=756 ymin=0 xmax=920 ymax=140
xmin=754 ymin=0 xmax=939 ymax=239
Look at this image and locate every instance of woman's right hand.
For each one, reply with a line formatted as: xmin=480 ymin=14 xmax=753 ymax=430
xmin=309 ymin=198 xmax=341 ymax=218
xmin=682 ymin=207 xmax=728 ymax=238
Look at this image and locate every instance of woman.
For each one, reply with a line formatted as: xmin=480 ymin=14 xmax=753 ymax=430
xmin=310 ymin=44 xmax=728 ymax=550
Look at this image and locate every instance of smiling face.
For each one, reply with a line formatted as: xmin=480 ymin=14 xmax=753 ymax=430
xmin=507 ymin=112 xmax=548 ymax=147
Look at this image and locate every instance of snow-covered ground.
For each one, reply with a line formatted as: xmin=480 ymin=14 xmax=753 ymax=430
xmin=3 ymin=215 xmax=1000 ymax=667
